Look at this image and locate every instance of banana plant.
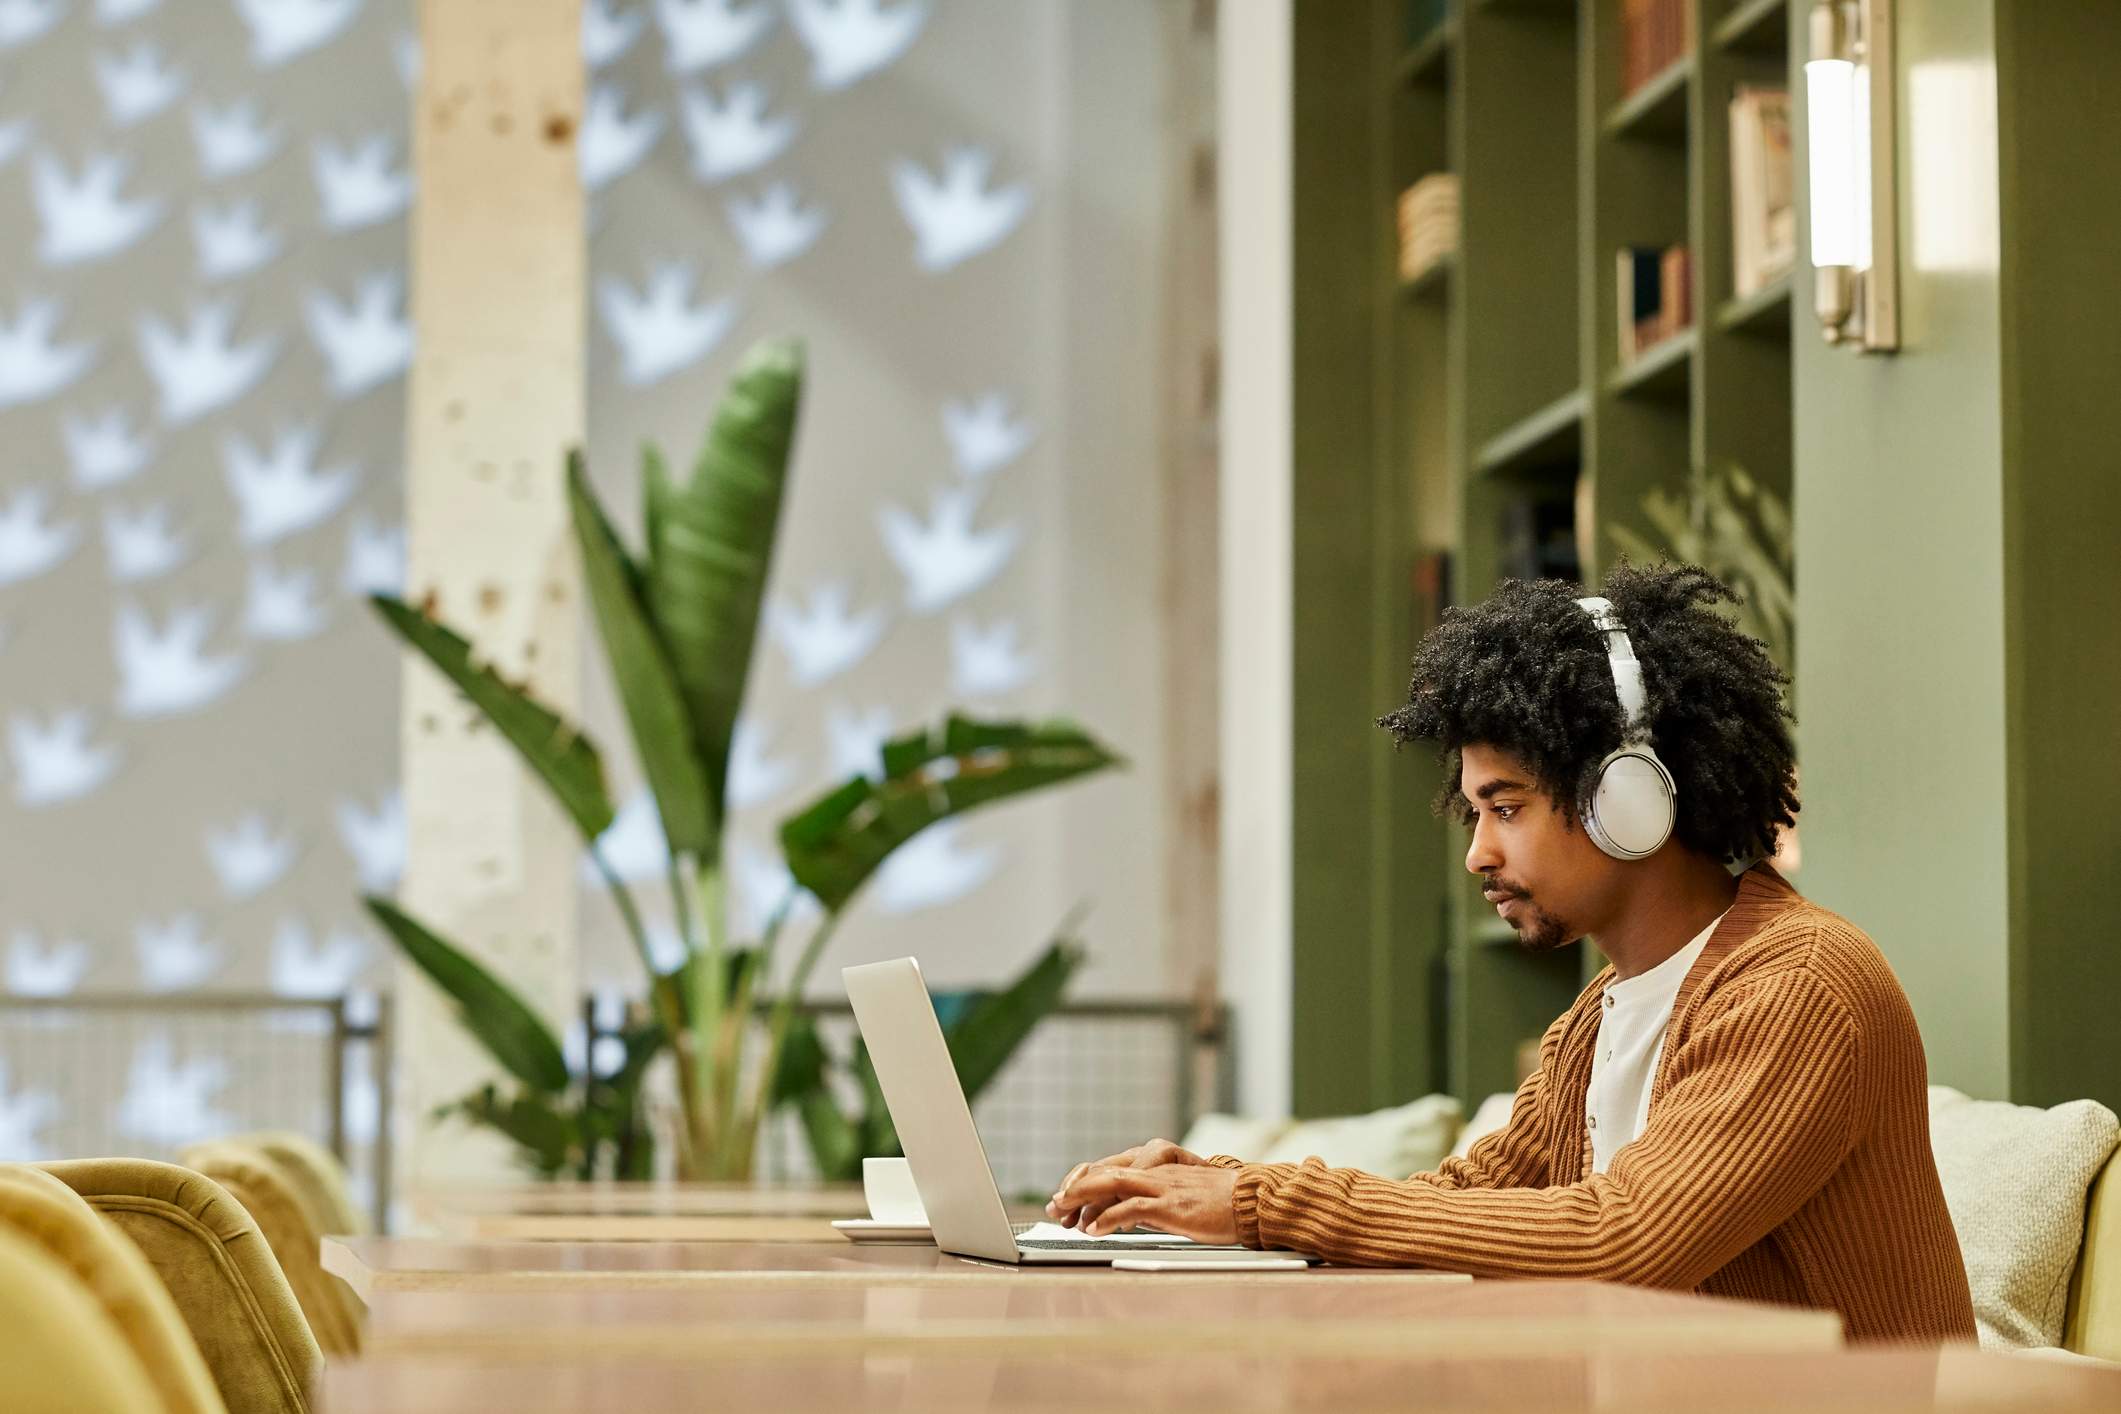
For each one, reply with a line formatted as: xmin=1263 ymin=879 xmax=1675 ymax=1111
xmin=365 ymin=335 xmax=1124 ymax=1180
xmin=1609 ymin=460 xmax=1795 ymax=679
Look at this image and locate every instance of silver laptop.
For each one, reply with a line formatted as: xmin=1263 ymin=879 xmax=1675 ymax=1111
xmin=844 ymin=956 xmax=1312 ymax=1266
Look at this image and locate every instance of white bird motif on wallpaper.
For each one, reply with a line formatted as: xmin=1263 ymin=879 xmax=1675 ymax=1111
xmin=950 ymin=616 xmax=1036 ymax=699
xmin=583 ymin=0 xmax=645 ymax=67
xmin=134 ymin=916 xmax=224 ymax=992
xmin=102 ymin=499 xmax=191 ymax=582
xmin=873 ymin=822 xmax=1001 ymax=915
xmin=824 ymin=703 xmax=893 ymax=784
xmin=191 ymin=197 xmax=283 ymax=281
xmin=640 ymin=924 xmax=688 ymax=975
xmin=578 ymin=786 xmax=668 ymax=884
xmin=62 ymin=407 xmax=153 ymax=490
xmin=97 ymin=0 xmax=165 ymax=23
xmin=726 ymin=180 xmax=826 ymax=268
xmin=269 ymin=917 xmax=367 ymax=997
xmin=340 ymin=514 xmax=403 ymax=597
xmin=942 ymin=391 xmax=1035 ymax=479
xmin=312 ymin=133 xmax=410 ymax=231
xmin=233 ymin=0 xmax=364 ymax=68
xmin=304 ymin=270 xmax=411 ymax=397
xmin=114 ymin=600 xmax=247 ymax=718
xmin=189 ymin=97 xmax=281 ymax=179
xmin=391 ymin=30 xmax=417 ymax=89
xmin=787 ymin=0 xmax=927 ymax=91
xmin=596 ymin=264 xmax=739 ymax=385
xmin=341 ymin=1064 xmax=380 ymax=1145
xmin=0 ymin=1059 xmax=60 ymax=1161
xmin=204 ymin=812 xmax=299 ymax=900
xmin=8 ymin=710 xmax=120 ymax=806
xmin=655 ymin=0 xmax=774 ymax=75
xmin=767 ymin=580 xmax=887 ymax=686
xmin=243 ymin=557 xmax=329 ymax=641
xmin=726 ymin=716 xmax=797 ymax=810
xmin=678 ymin=79 xmax=797 ymax=183
xmin=891 ymin=147 xmax=1032 ymax=273
xmin=0 ymin=486 xmax=80 ymax=587
xmin=92 ymin=39 xmax=184 ymax=126
xmin=876 ymin=484 xmax=1021 ymax=613
xmin=114 ymin=1034 xmax=234 ymax=1145
xmin=0 ymin=109 xmax=29 ymax=169
xmin=334 ymin=785 xmax=403 ymax=892
xmin=136 ymin=298 xmax=277 ymax=424
xmin=579 ymin=83 xmax=662 ymax=191
xmin=222 ymin=425 xmax=358 ymax=545
xmin=727 ymin=836 xmax=818 ymax=939
xmin=0 ymin=0 xmax=64 ymax=50
xmin=0 ymin=297 xmax=95 ymax=407
xmin=32 ymin=150 xmax=162 ymax=266
xmin=6 ymin=932 xmax=88 ymax=998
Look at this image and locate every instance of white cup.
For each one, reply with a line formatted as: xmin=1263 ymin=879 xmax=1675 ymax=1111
xmin=862 ymin=1156 xmax=928 ymax=1226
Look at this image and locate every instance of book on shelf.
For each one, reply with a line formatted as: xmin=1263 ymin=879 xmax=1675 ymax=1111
xmin=1621 ymin=0 xmax=1691 ymax=98
xmin=1615 ymin=242 xmax=1691 ymax=363
xmin=1729 ymin=85 xmax=1796 ymax=299
xmin=1397 ymin=171 xmax=1460 ymax=284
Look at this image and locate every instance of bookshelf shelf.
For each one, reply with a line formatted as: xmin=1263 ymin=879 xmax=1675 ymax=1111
xmin=1713 ymin=0 xmax=1788 ymax=53
xmin=1293 ymin=0 xmax=1795 ymax=1112
xmin=1476 ymin=388 xmax=1586 ymax=477
xmin=1400 ymin=252 xmax=1455 ymax=302
xmin=1603 ymin=56 xmax=1692 ymax=142
xmin=1715 ymin=271 xmax=1793 ymax=334
xmin=1607 ymin=328 xmax=1697 ymax=399
xmin=1396 ymin=20 xmax=1456 ymax=89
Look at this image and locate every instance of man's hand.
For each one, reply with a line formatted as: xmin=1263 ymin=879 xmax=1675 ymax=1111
xmin=1046 ymin=1144 xmax=1241 ymax=1245
xmin=1046 ymin=1138 xmax=1206 ymax=1232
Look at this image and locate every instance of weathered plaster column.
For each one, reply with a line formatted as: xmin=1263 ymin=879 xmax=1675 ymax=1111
xmin=396 ymin=0 xmax=585 ymax=1189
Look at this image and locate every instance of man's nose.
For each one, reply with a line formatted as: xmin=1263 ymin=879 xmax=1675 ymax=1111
xmin=1465 ymin=815 xmax=1500 ymax=875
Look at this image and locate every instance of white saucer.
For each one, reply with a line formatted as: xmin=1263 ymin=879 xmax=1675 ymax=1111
xmin=831 ymin=1218 xmax=933 ymax=1243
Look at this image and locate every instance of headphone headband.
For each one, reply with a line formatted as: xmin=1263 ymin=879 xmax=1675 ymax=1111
xmin=1574 ymin=596 xmax=1648 ymax=733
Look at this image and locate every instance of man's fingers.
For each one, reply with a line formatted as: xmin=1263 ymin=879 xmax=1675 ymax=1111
xmin=1082 ymin=1196 xmax=1154 ymax=1237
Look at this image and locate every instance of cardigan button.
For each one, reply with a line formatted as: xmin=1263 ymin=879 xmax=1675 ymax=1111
xmin=1586 ymin=1115 xmax=1598 ymax=1130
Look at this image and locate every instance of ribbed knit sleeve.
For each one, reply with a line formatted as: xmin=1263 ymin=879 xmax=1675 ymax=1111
xmin=1230 ymin=969 xmax=1864 ymax=1288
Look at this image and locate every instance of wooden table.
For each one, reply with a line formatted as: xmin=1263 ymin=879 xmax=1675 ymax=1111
xmin=407 ymin=1181 xmax=866 ymax=1237
xmin=323 ymin=1343 xmax=2121 ymax=1413
xmin=352 ymin=1276 xmax=1842 ymax=1362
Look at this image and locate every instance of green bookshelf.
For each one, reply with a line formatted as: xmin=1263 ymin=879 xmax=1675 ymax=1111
xmin=1360 ymin=0 xmax=1798 ymax=1108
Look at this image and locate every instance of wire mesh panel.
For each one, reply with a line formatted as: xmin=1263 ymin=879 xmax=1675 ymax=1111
xmin=0 ymin=994 xmax=389 ymax=1227
xmin=749 ymin=1002 xmax=1226 ymax=1201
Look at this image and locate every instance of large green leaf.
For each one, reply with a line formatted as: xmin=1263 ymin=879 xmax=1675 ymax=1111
xmin=944 ymin=936 xmax=1086 ymax=1104
xmin=369 ymin=595 xmax=615 ymax=841
xmin=778 ymin=716 xmax=1124 ymax=912
xmin=364 ymin=897 xmax=571 ymax=1093
xmin=644 ymin=338 xmax=803 ymax=819
xmin=567 ymin=450 xmax=715 ymax=857
xmin=436 ymin=1085 xmax=578 ymax=1178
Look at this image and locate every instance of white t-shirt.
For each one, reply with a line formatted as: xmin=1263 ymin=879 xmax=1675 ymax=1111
xmin=1586 ymin=908 xmax=1729 ymax=1175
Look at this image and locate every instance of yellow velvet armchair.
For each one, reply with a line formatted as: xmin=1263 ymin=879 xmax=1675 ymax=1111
xmin=0 ymin=1165 xmax=224 ymax=1414
xmin=180 ymin=1141 xmax=364 ymax=1357
xmin=38 ymin=1158 xmax=323 ymax=1414
xmin=0 ymin=1223 xmax=167 ymax=1414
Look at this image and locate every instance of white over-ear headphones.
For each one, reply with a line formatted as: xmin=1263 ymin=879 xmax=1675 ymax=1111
xmin=1574 ymin=596 xmax=1677 ymax=860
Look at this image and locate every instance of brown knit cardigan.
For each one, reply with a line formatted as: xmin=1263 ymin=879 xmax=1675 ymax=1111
xmin=1215 ymin=861 xmax=1978 ymax=1344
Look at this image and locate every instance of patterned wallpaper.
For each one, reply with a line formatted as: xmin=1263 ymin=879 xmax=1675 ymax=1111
xmin=0 ymin=0 xmax=1185 ymax=1163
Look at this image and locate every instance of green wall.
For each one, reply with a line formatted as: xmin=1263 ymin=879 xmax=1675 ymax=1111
xmin=1794 ymin=0 xmax=2120 ymax=1109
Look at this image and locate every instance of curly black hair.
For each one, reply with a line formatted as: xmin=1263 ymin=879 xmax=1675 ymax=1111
xmin=1377 ymin=560 xmax=1799 ymax=867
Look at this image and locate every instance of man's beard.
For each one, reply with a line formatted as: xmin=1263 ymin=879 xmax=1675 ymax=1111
xmin=1509 ymin=899 xmax=1577 ymax=954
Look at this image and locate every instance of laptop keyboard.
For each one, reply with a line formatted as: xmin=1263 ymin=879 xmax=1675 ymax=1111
xmin=1010 ymin=1223 xmax=1206 ymax=1252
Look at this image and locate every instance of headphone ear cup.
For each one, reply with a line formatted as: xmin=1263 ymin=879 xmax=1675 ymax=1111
xmin=1586 ymin=748 xmax=1677 ymax=859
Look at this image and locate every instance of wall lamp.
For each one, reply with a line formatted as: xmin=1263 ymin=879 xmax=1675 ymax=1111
xmin=1805 ymin=0 xmax=1897 ymax=351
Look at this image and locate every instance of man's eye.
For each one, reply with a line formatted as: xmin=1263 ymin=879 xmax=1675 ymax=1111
xmin=1494 ymin=806 xmax=1517 ymax=821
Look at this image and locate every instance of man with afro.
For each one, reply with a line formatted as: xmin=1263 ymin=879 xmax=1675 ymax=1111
xmin=1051 ymin=561 xmax=1976 ymax=1344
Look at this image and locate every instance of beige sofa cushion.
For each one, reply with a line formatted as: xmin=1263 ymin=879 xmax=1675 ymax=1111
xmin=1928 ymin=1085 xmax=2120 ymax=1349
xmin=1185 ymin=1095 xmax=1463 ymax=1178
